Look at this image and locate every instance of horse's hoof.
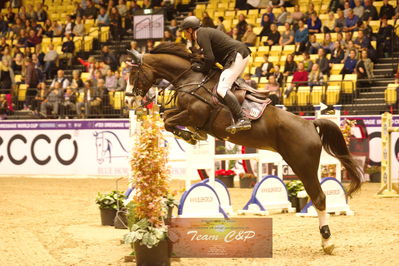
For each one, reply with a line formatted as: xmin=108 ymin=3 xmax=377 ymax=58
xmin=187 ymin=138 xmax=197 ymax=145
xmin=322 ymin=243 xmax=335 ymax=255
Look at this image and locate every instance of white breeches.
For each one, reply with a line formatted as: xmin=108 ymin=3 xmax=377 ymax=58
xmin=216 ymin=52 xmax=250 ymax=97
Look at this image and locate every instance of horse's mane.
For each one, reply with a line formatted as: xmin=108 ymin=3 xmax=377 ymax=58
xmin=150 ymin=42 xmax=195 ymax=61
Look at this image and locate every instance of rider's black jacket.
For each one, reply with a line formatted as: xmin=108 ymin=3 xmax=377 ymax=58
xmin=193 ymin=27 xmax=251 ymax=73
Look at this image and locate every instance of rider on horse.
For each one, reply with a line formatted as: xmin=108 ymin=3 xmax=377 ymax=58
xmin=180 ymin=16 xmax=252 ymax=134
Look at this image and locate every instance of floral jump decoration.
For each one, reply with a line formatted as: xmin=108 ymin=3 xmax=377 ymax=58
xmin=124 ymin=109 xmax=170 ymax=249
xmin=215 ymin=169 xmax=236 ymax=177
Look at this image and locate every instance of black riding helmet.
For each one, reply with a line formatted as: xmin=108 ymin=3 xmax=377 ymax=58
xmin=180 ymin=16 xmax=201 ymax=30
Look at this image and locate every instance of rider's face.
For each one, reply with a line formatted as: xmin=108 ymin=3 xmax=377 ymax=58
xmin=184 ymin=29 xmax=194 ymax=41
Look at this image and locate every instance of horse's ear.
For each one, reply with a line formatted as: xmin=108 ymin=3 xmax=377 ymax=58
xmin=127 ymin=49 xmax=143 ymax=64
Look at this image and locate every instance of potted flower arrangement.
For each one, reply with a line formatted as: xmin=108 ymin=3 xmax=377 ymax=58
xmin=123 ymin=110 xmax=171 ymax=266
xmin=239 ymin=173 xmax=257 ymax=188
xmin=365 ymin=165 xmax=381 ymax=183
xmin=286 ymin=180 xmax=308 ymax=212
xmin=95 ymin=190 xmax=125 ymax=226
xmin=215 ymin=169 xmax=236 ymax=188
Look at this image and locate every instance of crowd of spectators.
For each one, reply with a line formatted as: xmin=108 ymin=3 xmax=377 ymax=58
xmin=0 ymin=0 xmax=399 ymax=118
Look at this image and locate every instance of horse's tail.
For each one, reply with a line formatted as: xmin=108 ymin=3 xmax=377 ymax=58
xmin=313 ymin=119 xmax=362 ymax=197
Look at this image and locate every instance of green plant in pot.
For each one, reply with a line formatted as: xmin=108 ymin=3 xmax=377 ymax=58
xmin=239 ymin=173 xmax=257 ymax=188
xmin=123 ymin=110 xmax=171 ymax=266
xmin=365 ymin=165 xmax=381 ymax=183
xmin=96 ymin=190 xmax=125 ymax=226
xmin=286 ymin=180 xmax=308 ymax=212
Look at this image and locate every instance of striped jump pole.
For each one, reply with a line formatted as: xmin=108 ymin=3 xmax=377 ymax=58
xmin=377 ymin=112 xmax=399 ymax=198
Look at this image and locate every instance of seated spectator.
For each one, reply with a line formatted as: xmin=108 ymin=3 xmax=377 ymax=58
xmin=0 ymin=37 xmax=9 ymax=53
xmin=262 ymin=6 xmax=275 ymax=24
xmin=78 ymin=56 xmax=96 ymax=72
xmin=76 ymin=80 xmax=90 ymax=118
xmin=356 ymin=49 xmax=374 ymax=85
xmin=377 ymin=18 xmax=394 ymax=58
xmin=280 ymin=22 xmax=294 ymax=46
xmin=344 ymin=41 xmax=358 ymax=61
xmin=162 ymin=29 xmax=175 ymax=42
xmin=285 ymin=62 xmax=308 ymax=97
xmin=307 ymin=13 xmax=322 ymax=34
xmin=295 ymin=20 xmax=309 ymax=53
xmin=26 ymin=4 xmax=37 ymax=21
xmin=315 ymin=48 xmax=330 ymax=75
xmin=0 ymin=57 xmax=15 ymax=112
xmin=353 ymin=0 xmax=364 ymax=19
xmin=12 ymin=52 xmax=24 ymax=74
xmin=73 ymin=16 xmax=85 ymax=36
xmin=1 ymin=47 xmax=12 ymax=66
xmin=264 ymin=75 xmax=280 ymax=105
xmin=91 ymin=69 xmax=103 ymax=88
xmin=354 ymin=30 xmax=372 ymax=52
xmin=5 ymin=7 xmax=15 ymax=24
xmin=333 ymin=9 xmax=346 ymax=33
xmin=64 ymin=15 xmax=75 ymax=36
xmin=115 ymin=71 xmax=126 ymax=91
xmin=216 ymin=16 xmax=226 ymax=33
xmin=0 ymin=94 xmax=8 ymax=119
xmin=283 ymin=53 xmax=298 ymax=77
xmin=272 ymin=64 xmax=284 ymax=85
xmin=241 ymin=24 xmax=257 ymax=47
xmin=321 ymin=33 xmax=334 ymax=54
xmin=329 ymin=41 xmax=345 ymax=65
xmin=0 ymin=14 xmax=8 ymax=37
xmin=305 ymin=3 xmax=316 ymax=20
xmin=105 ymin=70 xmax=117 ymax=91
xmin=73 ymin=2 xmax=84 ymax=19
xmin=307 ymin=34 xmax=321 ymax=54
xmin=59 ymin=34 xmax=75 ymax=67
xmin=51 ymin=69 xmax=70 ymax=89
xmin=202 ymin=11 xmax=215 ymax=28
xmin=40 ymin=81 xmax=63 ymax=117
xmin=344 ymin=9 xmax=359 ymax=32
xmin=236 ymin=14 xmax=248 ymax=40
xmin=359 ymin=20 xmax=373 ymax=39
xmin=343 ymin=31 xmax=353 ymax=48
xmin=26 ymin=29 xmax=41 ymax=48
xmin=379 ymin=0 xmax=395 ymax=19
xmin=342 ymin=49 xmax=358 ymax=74
xmin=84 ymin=0 xmax=99 ymax=19
xmin=363 ymin=0 xmax=378 ymax=21
xmin=265 ymin=23 xmax=280 ymax=46
xmin=258 ymin=15 xmax=271 ymax=37
xmin=291 ymin=5 xmax=304 ymax=25
xmin=43 ymin=44 xmax=58 ymax=79
xmin=59 ymin=87 xmax=77 ymax=118
xmin=101 ymin=45 xmax=118 ymax=71
xmin=92 ymin=78 xmax=106 ymax=115
xmin=32 ymin=82 xmax=47 ymax=116
xmin=36 ymin=3 xmax=47 ymax=22
xmin=70 ymin=70 xmax=84 ymax=91
xmin=343 ymin=2 xmax=351 ymax=18
xmin=323 ymin=12 xmax=336 ymax=33
xmin=243 ymin=73 xmax=257 ymax=88
xmin=277 ymin=6 xmax=290 ymax=26
xmin=52 ymin=20 xmax=63 ymax=37
xmin=255 ymin=54 xmax=274 ymax=77
xmin=302 ymin=52 xmax=314 ymax=72
xmin=97 ymin=7 xmax=110 ymax=27
xmin=117 ymin=0 xmax=129 ymax=18
xmin=23 ymin=57 xmax=39 ymax=109
xmin=110 ymin=7 xmax=122 ymax=41
xmin=43 ymin=19 xmax=54 ymax=37
xmin=308 ymin=63 xmax=325 ymax=87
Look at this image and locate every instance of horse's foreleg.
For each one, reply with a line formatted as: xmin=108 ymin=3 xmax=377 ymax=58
xmin=164 ymin=109 xmax=197 ymax=145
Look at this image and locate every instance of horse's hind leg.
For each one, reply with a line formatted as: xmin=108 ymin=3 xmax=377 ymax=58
xmin=163 ymin=109 xmax=197 ymax=145
xmin=281 ymin=142 xmax=335 ymax=254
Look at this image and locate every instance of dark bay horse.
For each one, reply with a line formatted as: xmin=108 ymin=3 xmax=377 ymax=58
xmin=125 ymin=43 xmax=362 ymax=254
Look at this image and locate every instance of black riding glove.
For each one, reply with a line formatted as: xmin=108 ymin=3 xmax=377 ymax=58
xmin=191 ymin=62 xmax=210 ymax=74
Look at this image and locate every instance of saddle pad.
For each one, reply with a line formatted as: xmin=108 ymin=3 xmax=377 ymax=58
xmin=242 ymin=98 xmax=271 ymax=120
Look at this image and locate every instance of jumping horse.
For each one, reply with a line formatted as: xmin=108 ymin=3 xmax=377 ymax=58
xmin=124 ymin=43 xmax=362 ymax=254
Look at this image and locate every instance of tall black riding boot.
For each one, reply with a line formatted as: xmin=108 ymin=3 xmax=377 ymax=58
xmin=223 ymin=90 xmax=251 ymax=134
